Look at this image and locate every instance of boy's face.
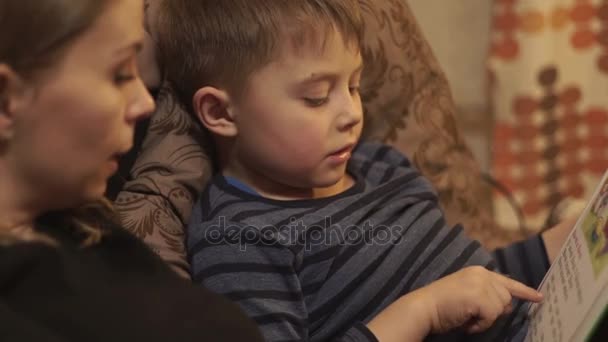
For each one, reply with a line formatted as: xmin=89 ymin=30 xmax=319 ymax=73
xmin=227 ymin=29 xmax=364 ymax=197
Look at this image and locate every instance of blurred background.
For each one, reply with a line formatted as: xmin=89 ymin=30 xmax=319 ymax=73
xmin=410 ymin=0 xmax=608 ymax=231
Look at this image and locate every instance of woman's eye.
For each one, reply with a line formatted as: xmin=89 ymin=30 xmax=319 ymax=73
xmin=349 ymin=85 xmax=360 ymax=95
xmin=304 ymin=97 xmax=329 ymax=107
xmin=114 ymin=59 xmax=137 ymax=85
xmin=114 ymin=73 xmax=135 ymax=84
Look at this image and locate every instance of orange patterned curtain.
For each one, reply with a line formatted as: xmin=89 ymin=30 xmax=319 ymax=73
xmin=490 ymin=0 xmax=608 ymax=232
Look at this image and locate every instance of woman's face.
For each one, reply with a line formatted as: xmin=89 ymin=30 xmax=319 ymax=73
xmin=7 ymin=0 xmax=154 ymax=210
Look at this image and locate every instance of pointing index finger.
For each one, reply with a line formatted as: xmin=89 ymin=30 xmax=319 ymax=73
xmin=497 ymin=274 xmax=543 ymax=303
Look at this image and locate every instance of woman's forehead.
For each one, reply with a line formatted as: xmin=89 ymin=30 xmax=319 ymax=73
xmin=67 ymin=0 xmax=145 ymax=61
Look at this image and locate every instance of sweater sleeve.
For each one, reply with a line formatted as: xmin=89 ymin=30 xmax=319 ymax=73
xmin=354 ymin=142 xmax=411 ymax=168
xmin=335 ymin=322 xmax=379 ymax=342
xmin=188 ymin=222 xmax=378 ymax=342
xmin=491 ymin=235 xmax=550 ymax=288
xmin=357 ymin=143 xmax=549 ymax=288
xmin=356 ymin=142 xmax=552 ymax=289
xmin=0 ymin=301 xmax=65 ymax=342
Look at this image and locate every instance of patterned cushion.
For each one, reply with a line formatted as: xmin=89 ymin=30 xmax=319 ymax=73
xmin=358 ymin=0 xmax=523 ymax=248
xmin=114 ymin=0 xmax=511 ymax=277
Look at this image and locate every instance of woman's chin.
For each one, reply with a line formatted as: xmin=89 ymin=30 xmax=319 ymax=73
xmin=80 ymin=181 xmax=110 ymax=204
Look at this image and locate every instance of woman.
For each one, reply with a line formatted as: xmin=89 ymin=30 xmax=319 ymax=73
xmin=0 ymin=1 xmax=263 ymax=341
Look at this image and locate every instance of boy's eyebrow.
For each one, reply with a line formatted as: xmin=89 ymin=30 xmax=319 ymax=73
xmin=299 ymin=62 xmax=365 ymax=85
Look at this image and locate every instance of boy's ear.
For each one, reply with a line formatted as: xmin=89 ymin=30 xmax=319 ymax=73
xmin=192 ymin=86 xmax=237 ymax=137
xmin=0 ymin=64 xmax=26 ymax=142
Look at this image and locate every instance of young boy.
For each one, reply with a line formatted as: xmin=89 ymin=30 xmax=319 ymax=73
xmin=156 ymin=1 xmax=549 ymax=341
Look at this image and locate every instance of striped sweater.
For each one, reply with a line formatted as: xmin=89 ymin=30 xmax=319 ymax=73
xmin=187 ymin=142 xmax=549 ymax=342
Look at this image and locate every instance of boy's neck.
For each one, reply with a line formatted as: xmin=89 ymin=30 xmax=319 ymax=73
xmin=214 ymin=137 xmax=357 ymax=200
xmin=312 ymin=175 xmax=355 ymax=198
xmin=222 ymin=169 xmax=355 ymax=201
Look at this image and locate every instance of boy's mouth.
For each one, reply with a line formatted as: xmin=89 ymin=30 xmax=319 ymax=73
xmin=328 ymin=144 xmax=355 ymax=162
xmin=329 ymin=144 xmax=353 ymax=155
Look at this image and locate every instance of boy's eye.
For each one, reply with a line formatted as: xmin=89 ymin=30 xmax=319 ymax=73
xmin=304 ymin=97 xmax=329 ymax=107
xmin=349 ymin=85 xmax=360 ymax=95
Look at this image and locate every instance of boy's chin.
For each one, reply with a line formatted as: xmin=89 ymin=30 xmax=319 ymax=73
xmin=311 ymin=173 xmax=351 ymax=191
xmin=311 ymin=174 xmax=345 ymax=188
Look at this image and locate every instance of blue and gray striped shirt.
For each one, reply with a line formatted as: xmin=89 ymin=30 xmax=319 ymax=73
xmin=188 ymin=142 xmax=549 ymax=341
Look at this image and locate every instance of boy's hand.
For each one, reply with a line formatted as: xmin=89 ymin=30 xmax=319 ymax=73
xmin=367 ymin=266 xmax=542 ymax=342
xmin=419 ymin=266 xmax=543 ymax=334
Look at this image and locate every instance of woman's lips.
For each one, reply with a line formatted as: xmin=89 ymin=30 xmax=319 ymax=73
xmin=107 ymin=158 xmax=119 ymax=174
xmin=106 ymin=147 xmax=130 ymax=174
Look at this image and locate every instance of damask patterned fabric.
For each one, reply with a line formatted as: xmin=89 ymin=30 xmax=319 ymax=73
xmin=490 ymin=0 xmax=608 ymax=232
xmin=358 ymin=0 xmax=513 ymax=249
xmin=115 ymin=0 xmax=505 ymax=277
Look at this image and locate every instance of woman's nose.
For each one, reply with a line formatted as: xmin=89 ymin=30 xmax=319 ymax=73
xmin=126 ymin=78 xmax=155 ymax=123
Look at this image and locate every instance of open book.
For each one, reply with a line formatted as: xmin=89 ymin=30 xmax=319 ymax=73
xmin=525 ymin=172 xmax=608 ymax=342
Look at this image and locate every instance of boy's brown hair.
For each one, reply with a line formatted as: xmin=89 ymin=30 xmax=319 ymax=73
xmin=156 ymin=0 xmax=363 ymax=112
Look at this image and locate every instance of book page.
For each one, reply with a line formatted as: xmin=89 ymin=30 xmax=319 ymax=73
xmin=526 ymin=171 xmax=608 ymax=342
xmin=572 ymin=284 xmax=608 ymax=341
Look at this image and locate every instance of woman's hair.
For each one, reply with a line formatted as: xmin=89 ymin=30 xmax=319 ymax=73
xmin=0 ymin=0 xmax=111 ymax=79
xmin=0 ymin=0 xmax=116 ymax=247
xmin=38 ymin=199 xmax=120 ymax=247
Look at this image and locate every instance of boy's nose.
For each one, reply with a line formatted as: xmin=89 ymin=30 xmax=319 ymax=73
xmin=337 ymin=97 xmax=363 ymax=132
